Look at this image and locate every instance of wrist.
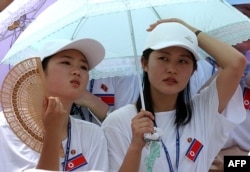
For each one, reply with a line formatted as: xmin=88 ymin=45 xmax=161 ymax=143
xmin=195 ymin=30 xmax=202 ymax=36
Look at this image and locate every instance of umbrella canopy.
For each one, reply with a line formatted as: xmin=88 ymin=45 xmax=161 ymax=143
xmin=2 ymin=0 xmax=250 ymax=79
xmin=1 ymin=0 xmax=250 ymax=112
xmin=0 ymin=0 xmax=56 ymax=90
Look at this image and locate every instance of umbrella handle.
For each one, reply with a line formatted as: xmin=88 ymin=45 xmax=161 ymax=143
xmin=137 ymin=72 xmax=145 ymax=110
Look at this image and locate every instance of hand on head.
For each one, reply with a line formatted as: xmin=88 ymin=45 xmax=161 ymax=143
xmin=147 ymin=18 xmax=197 ymax=33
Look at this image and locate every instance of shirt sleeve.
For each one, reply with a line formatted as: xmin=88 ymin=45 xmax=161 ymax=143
xmin=101 ymin=105 xmax=136 ymax=172
xmin=192 ymin=76 xmax=246 ymax=164
xmin=0 ymin=112 xmax=39 ymax=171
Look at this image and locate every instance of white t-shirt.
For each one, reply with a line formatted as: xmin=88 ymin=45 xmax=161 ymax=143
xmin=0 ymin=114 xmax=108 ymax=172
xmin=190 ymin=59 xmax=214 ymax=96
xmin=221 ymin=63 xmax=250 ymax=151
xmin=102 ymin=77 xmax=246 ymax=172
xmin=223 ymin=109 xmax=250 ymax=151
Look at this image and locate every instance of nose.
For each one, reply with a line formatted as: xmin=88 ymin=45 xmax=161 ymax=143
xmin=166 ymin=64 xmax=177 ymax=74
xmin=72 ymin=70 xmax=80 ymax=77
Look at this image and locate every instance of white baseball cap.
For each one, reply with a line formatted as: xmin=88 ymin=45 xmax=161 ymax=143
xmin=143 ymin=22 xmax=199 ymax=61
xmin=39 ymin=38 xmax=105 ymax=70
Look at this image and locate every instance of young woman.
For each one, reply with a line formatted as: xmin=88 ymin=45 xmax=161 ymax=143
xmin=0 ymin=38 xmax=108 ymax=171
xmin=101 ymin=18 xmax=247 ymax=172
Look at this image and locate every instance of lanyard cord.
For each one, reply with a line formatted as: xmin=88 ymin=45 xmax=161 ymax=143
xmin=208 ymin=57 xmax=216 ymax=75
xmin=63 ymin=120 xmax=72 ymax=171
xmin=154 ymin=121 xmax=180 ymax=172
xmin=88 ymin=79 xmax=95 ymax=122
xmin=89 ymin=79 xmax=94 ymax=93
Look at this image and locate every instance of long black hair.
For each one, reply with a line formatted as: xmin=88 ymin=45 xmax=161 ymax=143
xmin=136 ymin=48 xmax=197 ymax=127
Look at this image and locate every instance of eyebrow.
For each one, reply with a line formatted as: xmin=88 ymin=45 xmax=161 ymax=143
xmin=157 ymin=50 xmax=193 ymax=59
xmin=60 ymin=55 xmax=88 ymax=64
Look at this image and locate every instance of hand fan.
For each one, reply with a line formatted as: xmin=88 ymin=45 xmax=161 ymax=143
xmin=0 ymin=57 xmax=46 ymax=153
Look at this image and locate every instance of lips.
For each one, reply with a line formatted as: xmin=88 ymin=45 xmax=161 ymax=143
xmin=164 ymin=77 xmax=177 ymax=85
xmin=70 ymin=79 xmax=80 ymax=87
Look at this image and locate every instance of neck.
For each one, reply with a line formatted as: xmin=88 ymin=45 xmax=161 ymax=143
xmin=151 ymin=90 xmax=177 ymax=112
xmin=153 ymin=100 xmax=176 ymax=112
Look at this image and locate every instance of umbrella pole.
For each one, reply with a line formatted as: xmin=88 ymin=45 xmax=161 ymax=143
xmin=127 ymin=9 xmax=145 ymax=110
xmin=136 ymin=58 xmax=145 ymax=110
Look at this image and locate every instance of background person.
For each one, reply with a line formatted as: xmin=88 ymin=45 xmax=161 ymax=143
xmin=209 ymin=1 xmax=250 ymax=171
xmin=71 ymin=75 xmax=140 ymax=125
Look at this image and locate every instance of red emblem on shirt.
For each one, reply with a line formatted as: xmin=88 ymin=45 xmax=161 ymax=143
xmin=100 ymin=83 xmax=108 ymax=92
xmin=63 ymin=153 xmax=88 ymax=171
xmin=185 ymin=138 xmax=203 ymax=162
xmin=243 ymin=87 xmax=250 ymax=110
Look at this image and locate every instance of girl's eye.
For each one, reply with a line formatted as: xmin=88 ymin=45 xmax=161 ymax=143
xmin=159 ymin=57 xmax=168 ymax=61
xmin=81 ymin=65 xmax=88 ymax=71
xmin=61 ymin=61 xmax=70 ymax=65
xmin=179 ymin=59 xmax=188 ymax=64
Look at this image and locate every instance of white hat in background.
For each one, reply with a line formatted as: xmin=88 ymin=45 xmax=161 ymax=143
xmin=143 ymin=22 xmax=199 ymax=60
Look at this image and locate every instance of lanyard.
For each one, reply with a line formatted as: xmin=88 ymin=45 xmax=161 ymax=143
xmin=88 ymin=79 xmax=95 ymax=122
xmin=62 ymin=120 xmax=72 ymax=171
xmin=89 ymin=79 xmax=95 ymax=93
xmin=155 ymin=121 xmax=180 ymax=172
xmin=208 ymin=57 xmax=216 ymax=75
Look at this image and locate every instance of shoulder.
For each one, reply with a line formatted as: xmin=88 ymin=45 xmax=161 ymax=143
xmin=70 ymin=116 xmax=104 ymax=135
xmin=107 ymin=104 xmax=137 ymax=119
xmin=102 ymin=104 xmax=137 ymax=127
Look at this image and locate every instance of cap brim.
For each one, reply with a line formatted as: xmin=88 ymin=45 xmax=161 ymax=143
xmin=45 ymin=39 xmax=105 ymax=70
xmin=150 ymin=41 xmax=200 ymax=61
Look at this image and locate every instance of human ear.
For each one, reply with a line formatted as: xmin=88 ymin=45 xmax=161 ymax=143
xmin=141 ymin=56 xmax=148 ymax=72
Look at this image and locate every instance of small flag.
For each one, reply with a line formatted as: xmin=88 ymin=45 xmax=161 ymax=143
xmin=185 ymin=138 xmax=203 ymax=162
xmin=95 ymin=94 xmax=115 ymax=106
xmin=243 ymin=87 xmax=250 ymax=110
xmin=62 ymin=153 xmax=88 ymax=171
xmin=100 ymin=83 xmax=108 ymax=92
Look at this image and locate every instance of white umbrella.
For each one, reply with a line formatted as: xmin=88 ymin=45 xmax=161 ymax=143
xmin=1 ymin=0 xmax=250 ymax=109
xmin=0 ymin=0 xmax=45 ymax=38
xmin=2 ymin=0 xmax=250 ymax=69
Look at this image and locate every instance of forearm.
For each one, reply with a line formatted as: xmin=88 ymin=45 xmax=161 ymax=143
xmin=196 ymin=30 xmax=246 ymax=112
xmin=119 ymin=145 xmax=142 ymax=172
xmin=75 ymin=92 xmax=109 ymax=121
xmin=86 ymin=95 xmax=109 ymax=121
xmin=196 ymin=31 xmax=246 ymax=75
xmin=36 ymin=136 xmax=61 ymax=170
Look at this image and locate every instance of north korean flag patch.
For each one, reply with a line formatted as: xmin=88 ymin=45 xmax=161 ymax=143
xmin=62 ymin=153 xmax=88 ymax=171
xmin=185 ymin=138 xmax=203 ymax=162
xmin=94 ymin=94 xmax=115 ymax=106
